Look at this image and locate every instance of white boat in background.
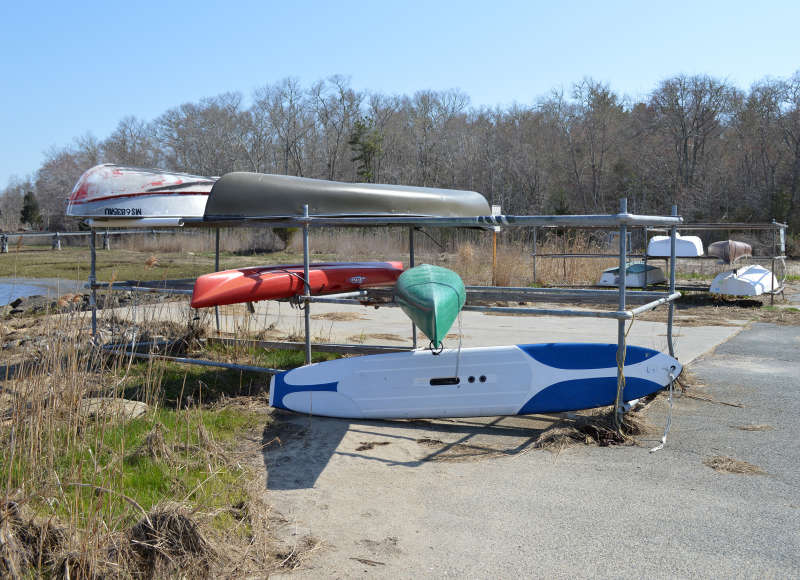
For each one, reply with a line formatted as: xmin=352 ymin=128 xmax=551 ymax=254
xmin=647 ymin=233 xmax=704 ymax=257
xmin=67 ymin=164 xmax=217 ymax=227
xmin=710 ymin=264 xmax=778 ymax=297
xmin=598 ymin=262 xmax=666 ymax=287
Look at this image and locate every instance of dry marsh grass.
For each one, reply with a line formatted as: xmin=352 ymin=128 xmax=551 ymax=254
xmin=533 ymin=408 xmax=651 ymax=453
xmin=703 ymin=456 xmax=767 ymax=475
xmin=0 ymin=307 xmax=319 ymax=577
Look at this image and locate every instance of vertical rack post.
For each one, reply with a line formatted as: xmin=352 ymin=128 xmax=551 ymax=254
xmin=302 ymin=205 xmax=312 ymax=365
xmin=409 ymin=227 xmax=417 ymax=349
xmin=214 ymin=228 xmax=221 ymax=333
xmin=667 ymin=205 xmax=677 ymax=358
xmin=642 ymin=226 xmax=649 ymax=289
xmin=532 ymin=227 xmax=537 ymax=285
xmin=89 ymin=228 xmax=97 ymax=340
xmin=492 ymin=228 xmax=498 ymax=286
xmin=614 ymin=198 xmax=628 ymax=429
xmin=771 ymin=220 xmax=776 ymax=305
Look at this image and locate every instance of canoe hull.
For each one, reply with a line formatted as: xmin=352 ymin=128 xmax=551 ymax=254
xmin=394 ymin=265 xmax=466 ymax=347
xmin=191 ymin=262 xmax=404 ymax=308
xmin=269 ymin=343 xmax=682 ymax=419
xmin=203 ymin=172 xmax=491 ymax=219
xmin=708 ymin=240 xmax=752 ymax=264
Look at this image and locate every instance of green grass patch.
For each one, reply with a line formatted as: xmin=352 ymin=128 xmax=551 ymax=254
xmin=119 ymin=361 xmax=268 ymax=406
xmin=0 ymin=246 xmax=340 ymax=283
xmin=677 ymin=272 xmax=712 ymax=280
xmin=761 ymin=305 xmax=800 ymax=312
xmin=204 ymin=341 xmax=339 ymax=368
xmin=117 ymin=346 xmax=339 ymax=407
xmin=2 ymin=406 xmax=263 ymax=530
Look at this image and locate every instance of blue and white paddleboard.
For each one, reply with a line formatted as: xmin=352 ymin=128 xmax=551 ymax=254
xmin=269 ymin=343 xmax=681 ymax=419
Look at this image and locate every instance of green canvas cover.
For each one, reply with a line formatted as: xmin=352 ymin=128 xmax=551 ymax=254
xmin=394 ymin=264 xmax=466 ymax=348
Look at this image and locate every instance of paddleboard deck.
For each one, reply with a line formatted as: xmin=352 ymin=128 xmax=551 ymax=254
xmin=191 ymin=261 xmax=404 ymax=308
xmin=269 ymin=343 xmax=681 ymax=419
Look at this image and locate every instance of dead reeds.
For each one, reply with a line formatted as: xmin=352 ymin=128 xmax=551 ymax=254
xmin=0 ymin=303 xmax=290 ymax=578
xmin=703 ymin=456 xmax=766 ymax=475
xmin=533 ymin=408 xmax=651 ymax=453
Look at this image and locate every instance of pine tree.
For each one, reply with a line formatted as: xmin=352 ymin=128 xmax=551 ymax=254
xmin=348 ymin=117 xmax=383 ymax=183
xmin=20 ymin=191 xmax=42 ymax=228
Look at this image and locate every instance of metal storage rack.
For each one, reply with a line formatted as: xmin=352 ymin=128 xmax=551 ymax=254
xmin=87 ymin=197 xmax=683 ymax=426
xmin=530 ymin=219 xmax=787 ymax=303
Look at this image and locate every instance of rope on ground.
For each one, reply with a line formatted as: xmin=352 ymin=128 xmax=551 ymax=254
xmin=650 ymin=369 xmax=677 ymax=453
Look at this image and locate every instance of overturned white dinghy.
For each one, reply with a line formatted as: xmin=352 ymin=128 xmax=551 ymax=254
xmin=67 ymin=164 xmax=217 ymax=227
xmin=598 ymin=262 xmax=666 ymax=287
xmin=647 ymin=233 xmax=704 ymax=257
xmin=710 ymin=264 xmax=778 ymax=297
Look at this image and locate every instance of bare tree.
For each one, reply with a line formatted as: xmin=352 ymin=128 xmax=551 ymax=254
xmin=0 ymin=177 xmax=31 ymax=230
xmin=780 ymin=72 xmax=800 ymax=229
xmin=103 ymin=116 xmax=158 ymax=167
xmin=311 ymin=75 xmax=363 ymax=180
xmin=35 ymin=135 xmax=102 ymax=229
xmin=649 ymin=75 xmax=732 ymax=213
xmin=254 ymin=78 xmax=313 ymax=176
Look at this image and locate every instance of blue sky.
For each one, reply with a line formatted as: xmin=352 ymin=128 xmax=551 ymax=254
xmin=2 ymin=0 xmax=799 ymax=187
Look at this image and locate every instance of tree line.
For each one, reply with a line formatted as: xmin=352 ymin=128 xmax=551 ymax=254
xmin=2 ymin=73 xmax=799 ymax=233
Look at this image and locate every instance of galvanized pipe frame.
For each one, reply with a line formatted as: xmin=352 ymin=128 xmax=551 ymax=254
xmin=648 ymin=221 xmax=788 ymax=231
xmin=2 ymin=229 xmax=186 ymax=239
xmin=105 ymin=348 xmax=281 ymax=374
xmin=88 ymin=200 xmax=682 ymax=428
xmin=531 ymin=253 xmax=648 ymax=259
xmin=307 ymin=291 xmax=681 ymax=320
xmin=190 ymin=212 xmax=682 ymax=229
xmin=93 ymin=284 xmax=194 ymax=295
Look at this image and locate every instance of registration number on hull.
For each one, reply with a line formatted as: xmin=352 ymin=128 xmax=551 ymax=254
xmin=104 ymin=208 xmax=143 ymax=216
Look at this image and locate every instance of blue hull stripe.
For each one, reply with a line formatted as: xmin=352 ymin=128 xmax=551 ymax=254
xmin=272 ymin=371 xmax=338 ymax=410
xmin=517 ymin=376 xmax=663 ymax=414
xmin=517 ymin=343 xmax=654 ymax=370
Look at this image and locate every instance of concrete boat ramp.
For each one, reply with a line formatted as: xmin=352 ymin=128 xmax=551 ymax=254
xmin=260 ymin=323 xmax=799 ymax=578
xmin=112 ymin=298 xmax=743 ymax=363
xmin=106 ymin=300 xmax=799 ymax=577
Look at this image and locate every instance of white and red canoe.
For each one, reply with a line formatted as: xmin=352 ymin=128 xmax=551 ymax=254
xmin=67 ymin=164 xmax=216 ymax=227
xmin=190 ymin=262 xmax=404 ymax=308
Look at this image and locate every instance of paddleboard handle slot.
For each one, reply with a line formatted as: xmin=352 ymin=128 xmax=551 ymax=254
xmin=430 ymin=377 xmax=460 ymax=386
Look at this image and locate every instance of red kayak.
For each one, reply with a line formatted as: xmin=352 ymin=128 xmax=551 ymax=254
xmin=191 ymin=261 xmax=404 ymax=308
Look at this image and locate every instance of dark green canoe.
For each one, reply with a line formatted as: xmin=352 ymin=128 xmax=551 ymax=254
xmin=394 ymin=264 xmax=466 ymax=348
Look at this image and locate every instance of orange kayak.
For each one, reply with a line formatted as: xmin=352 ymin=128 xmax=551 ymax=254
xmin=191 ymin=262 xmax=404 ymax=308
